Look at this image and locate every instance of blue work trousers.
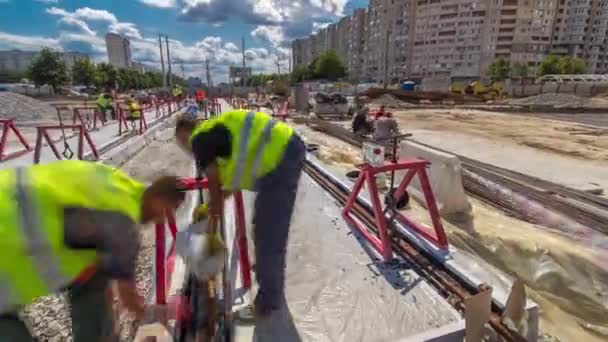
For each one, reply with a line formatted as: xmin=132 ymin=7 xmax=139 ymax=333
xmin=252 ymin=134 xmax=305 ymax=313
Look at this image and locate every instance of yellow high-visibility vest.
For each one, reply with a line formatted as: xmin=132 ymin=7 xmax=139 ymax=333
xmin=0 ymin=160 xmax=145 ymax=313
xmin=190 ymin=110 xmax=293 ymax=191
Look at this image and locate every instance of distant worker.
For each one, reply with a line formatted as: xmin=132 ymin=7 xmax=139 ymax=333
xmin=126 ymin=95 xmax=142 ymax=129
xmin=96 ymin=93 xmax=115 ymax=121
xmin=373 ymin=105 xmax=386 ymax=120
xmin=0 ymin=160 xmax=185 ymax=342
xmin=373 ymin=111 xmax=400 ymax=144
xmin=352 ymin=106 xmax=373 ymax=136
xmin=175 ymin=110 xmax=305 ymax=318
xmin=172 ymin=85 xmax=183 ymax=100
xmin=195 ymin=89 xmax=206 ymax=111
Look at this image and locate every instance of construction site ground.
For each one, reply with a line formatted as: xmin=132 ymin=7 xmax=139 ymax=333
xmin=355 ymin=107 xmax=608 ymax=193
xmin=294 ymin=120 xmax=608 ymax=342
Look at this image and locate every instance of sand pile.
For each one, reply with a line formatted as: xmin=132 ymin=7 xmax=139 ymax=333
xmin=510 ymin=93 xmax=608 ymax=108
xmin=0 ymin=91 xmax=59 ymax=122
xmin=369 ymin=94 xmax=415 ymax=108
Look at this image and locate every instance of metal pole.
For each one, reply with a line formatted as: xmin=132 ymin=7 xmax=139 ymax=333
xmin=383 ymin=30 xmax=390 ymax=89
xmin=159 ymin=34 xmax=166 ymax=88
xmin=165 ymin=35 xmax=173 ymax=87
xmin=241 ymin=37 xmax=246 ymax=87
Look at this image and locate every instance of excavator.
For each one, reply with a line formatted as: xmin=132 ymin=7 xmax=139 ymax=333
xmin=449 ymin=80 xmax=504 ymax=101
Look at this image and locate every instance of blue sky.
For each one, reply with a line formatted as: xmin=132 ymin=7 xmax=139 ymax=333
xmin=0 ymin=0 xmax=368 ymax=82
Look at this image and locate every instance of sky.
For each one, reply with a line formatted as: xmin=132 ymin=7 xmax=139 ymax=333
xmin=0 ymin=0 xmax=368 ymax=83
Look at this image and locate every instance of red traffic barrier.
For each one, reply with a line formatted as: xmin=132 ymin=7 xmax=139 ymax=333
xmin=33 ymin=124 xmax=99 ymax=164
xmin=0 ymin=119 xmax=32 ymax=161
xmin=72 ymin=107 xmax=106 ymax=132
xmin=117 ymin=104 xmax=148 ymax=136
xmin=342 ymin=158 xmax=449 ymax=261
xmin=154 ymin=176 xmax=251 ymax=307
xmin=273 ymin=101 xmax=289 ymax=122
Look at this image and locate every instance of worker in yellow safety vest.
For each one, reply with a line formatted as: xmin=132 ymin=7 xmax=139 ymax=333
xmin=175 ymin=110 xmax=305 ymax=318
xmin=126 ymin=95 xmax=142 ymax=121
xmin=96 ymin=93 xmax=115 ymax=121
xmin=0 ymin=160 xmax=185 ymax=342
xmin=172 ymin=85 xmax=183 ymax=98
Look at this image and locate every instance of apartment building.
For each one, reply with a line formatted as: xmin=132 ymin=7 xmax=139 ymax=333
xmin=105 ymin=33 xmax=132 ymax=69
xmin=551 ymin=0 xmax=608 ymax=73
xmin=0 ymin=49 xmax=88 ymax=72
xmin=292 ymin=38 xmax=312 ymax=68
xmin=291 ymin=0 xmax=608 ymax=84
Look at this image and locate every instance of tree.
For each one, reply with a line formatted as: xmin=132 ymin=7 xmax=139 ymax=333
xmin=28 ymin=48 xmax=69 ymax=94
xmin=95 ymin=63 xmax=117 ymax=90
xmin=71 ymin=57 xmax=97 ymax=91
xmin=314 ymin=50 xmax=347 ymax=81
xmin=290 ymin=65 xmax=310 ymax=83
xmin=558 ymin=56 xmax=586 ymax=74
xmin=512 ymin=62 xmax=529 ymax=85
xmin=536 ymin=55 xmax=561 ymax=76
xmin=486 ymin=57 xmax=511 ymax=81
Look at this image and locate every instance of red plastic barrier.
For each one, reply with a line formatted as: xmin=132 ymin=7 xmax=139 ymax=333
xmin=72 ymin=107 xmax=105 ymax=131
xmin=342 ymin=158 xmax=449 ymax=261
xmin=273 ymin=101 xmax=289 ymax=121
xmin=0 ymin=119 xmax=32 ymax=161
xmin=33 ymin=124 xmax=99 ymax=164
xmin=154 ymin=176 xmax=251 ymax=306
xmin=117 ymin=104 xmax=148 ymax=135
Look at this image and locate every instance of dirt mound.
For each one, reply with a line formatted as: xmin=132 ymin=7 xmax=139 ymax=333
xmin=369 ymin=94 xmax=415 ymax=108
xmin=0 ymin=91 xmax=58 ymax=122
xmin=510 ymin=93 xmax=608 ymax=108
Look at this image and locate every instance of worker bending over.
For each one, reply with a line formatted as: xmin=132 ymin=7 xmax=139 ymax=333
xmin=373 ymin=111 xmax=400 ymax=144
xmin=175 ymin=110 xmax=305 ymax=317
xmin=96 ymin=93 xmax=115 ymax=121
xmin=0 ymin=160 xmax=184 ymax=342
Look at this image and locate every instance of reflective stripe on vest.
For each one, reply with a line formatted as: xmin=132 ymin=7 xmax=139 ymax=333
xmin=230 ymin=111 xmax=278 ymax=191
xmin=15 ymin=167 xmax=68 ymax=292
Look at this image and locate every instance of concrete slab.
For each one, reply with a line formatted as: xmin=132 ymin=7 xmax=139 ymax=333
xmin=228 ymin=174 xmax=463 ymax=341
xmin=305 ymin=154 xmax=539 ymax=341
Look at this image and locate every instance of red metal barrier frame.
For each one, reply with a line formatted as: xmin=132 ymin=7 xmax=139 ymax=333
xmin=342 ymin=158 xmax=449 ymax=261
xmin=273 ymin=101 xmax=288 ymax=121
xmin=117 ymin=105 xmax=148 ymax=135
xmin=73 ymin=107 xmax=106 ymax=131
xmin=33 ymin=124 xmax=99 ymax=164
xmin=154 ymin=176 xmax=252 ymax=307
xmin=0 ymin=119 xmax=32 ymax=161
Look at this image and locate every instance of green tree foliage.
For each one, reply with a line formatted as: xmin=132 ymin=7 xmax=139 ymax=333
xmin=28 ymin=48 xmax=69 ymax=93
xmin=94 ymin=63 xmax=117 ymax=90
xmin=486 ymin=57 xmax=512 ymax=81
xmin=314 ymin=50 xmax=347 ymax=81
xmin=558 ymin=56 xmax=586 ymax=74
xmin=537 ymin=55 xmax=587 ymax=76
xmin=71 ymin=57 xmax=97 ymax=90
xmin=0 ymin=70 xmax=28 ymax=83
xmin=536 ymin=55 xmax=562 ymax=76
xmin=290 ymin=65 xmax=310 ymax=83
xmin=511 ymin=62 xmax=529 ymax=85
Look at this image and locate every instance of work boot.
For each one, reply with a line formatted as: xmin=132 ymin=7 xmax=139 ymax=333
xmin=253 ymin=291 xmax=285 ymax=318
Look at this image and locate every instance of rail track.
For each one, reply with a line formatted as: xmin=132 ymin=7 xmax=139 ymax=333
xmin=305 ymin=119 xmax=608 ymax=235
xmin=302 ymin=160 xmax=528 ymax=342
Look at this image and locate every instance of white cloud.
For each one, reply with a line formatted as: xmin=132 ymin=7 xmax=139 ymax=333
xmin=0 ymin=32 xmax=61 ymax=50
xmin=251 ymin=25 xmax=285 ymax=48
xmin=224 ymin=42 xmax=239 ymax=52
xmin=58 ymin=32 xmax=106 ymax=53
xmin=138 ymin=0 xmax=177 ymax=8
xmin=109 ymin=22 xmax=142 ymax=39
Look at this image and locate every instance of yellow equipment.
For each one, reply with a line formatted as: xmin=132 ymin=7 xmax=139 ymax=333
xmin=449 ymin=80 xmax=504 ymax=100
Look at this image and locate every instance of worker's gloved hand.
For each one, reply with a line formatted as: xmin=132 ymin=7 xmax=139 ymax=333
xmin=192 ymin=203 xmax=209 ymax=223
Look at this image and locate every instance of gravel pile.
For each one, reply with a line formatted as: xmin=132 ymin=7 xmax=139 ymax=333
xmin=369 ymin=94 xmax=415 ymax=108
xmin=20 ymin=136 xmax=193 ymax=341
xmin=510 ymin=93 xmax=608 ymax=108
xmin=0 ymin=91 xmax=59 ymax=122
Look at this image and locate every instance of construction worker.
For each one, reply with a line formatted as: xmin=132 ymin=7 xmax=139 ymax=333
xmin=0 ymin=160 xmax=185 ymax=341
xmin=96 ymin=93 xmax=115 ymax=121
xmin=175 ymin=110 xmax=305 ymax=317
xmin=126 ymin=95 xmax=142 ymax=129
xmin=195 ymin=89 xmax=206 ymax=111
xmin=373 ymin=111 xmax=400 ymax=144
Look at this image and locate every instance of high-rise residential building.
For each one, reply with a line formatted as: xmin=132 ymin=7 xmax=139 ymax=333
xmin=550 ymin=0 xmax=608 ymax=73
xmin=0 ymin=49 xmax=88 ymax=72
xmin=291 ymin=0 xmax=608 ymax=84
xmin=292 ymin=38 xmax=312 ymax=68
xmin=105 ymin=33 xmax=132 ymax=69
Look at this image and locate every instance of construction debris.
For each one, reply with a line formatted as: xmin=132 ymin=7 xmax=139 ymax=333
xmin=509 ymin=93 xmax=608 ymax=109
xmin=363 ymin=87 xmax=482 ymax=104
xmin=369 ymin=94 xmax=415 ymax=108
xmin=0 ymin=91 xmax=60 ymax=122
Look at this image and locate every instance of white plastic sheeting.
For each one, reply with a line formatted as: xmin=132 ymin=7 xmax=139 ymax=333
xmin=230 ymin=174 xmax=463 ymax=341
